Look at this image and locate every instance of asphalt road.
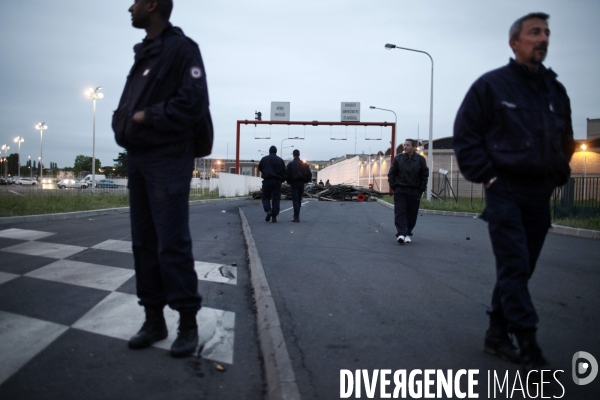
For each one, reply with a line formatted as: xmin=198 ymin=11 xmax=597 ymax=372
xmin=1 ymin=196 xmax=599 ymax=399
xmin=0 ymin=199 xmax=263 ymax=400
xmin=241 ymin=199 xmax=600 ymax=400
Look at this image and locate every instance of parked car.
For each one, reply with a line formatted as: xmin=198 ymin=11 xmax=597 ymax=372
xmin=17 ymin=178 xmax=37 ymax=185
xmin=96 ymin=179 xmax=119 ymax=188
xmin=58 ymin=179 xmax=87 ymax=189
xmin=0 ymin=177 xmax=7 ymax=185
xmin=8 ymin=177 xmax=18 ymax=185
xmin=83 ymin=174 xmax=106 ymax=187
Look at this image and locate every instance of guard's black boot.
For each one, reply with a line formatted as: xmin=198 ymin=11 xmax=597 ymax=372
xmin=292 ymin=215 xmax=299 ymax=222
xmin=265 ymin=211 xmax=272 ymax=222
xmin=484 ymin=321 xmax=520 ymax=364
xmin=515 ymin=331 xmax=553 ymax=382
xmin=170 ymin=310 xmax=199 ymax=358
xmin=271 ymin=216 xmax=277 ymax=223
xmin=128 ymin=306 xmax=168 ymax=349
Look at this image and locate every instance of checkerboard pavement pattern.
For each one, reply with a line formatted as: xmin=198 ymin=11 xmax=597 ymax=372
xmin=0 ymin=228 xmax=238 ymax=386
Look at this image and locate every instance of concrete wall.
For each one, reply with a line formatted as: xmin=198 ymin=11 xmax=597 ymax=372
xmin=218 ymin=172 xmax=262 ymax=197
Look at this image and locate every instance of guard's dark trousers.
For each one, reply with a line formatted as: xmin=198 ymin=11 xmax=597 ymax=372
xmin=290 ymin=181 xmax=304 ymax=219
xmin=127 ymin=140 xmax=202 ymax=312
xmin=262 ymin=179 xmax=282 ymax=217
xmin=483 ymin=177 xmax=554 ymax=332
xmin=393 ymin=187 xmax=421 ymax=237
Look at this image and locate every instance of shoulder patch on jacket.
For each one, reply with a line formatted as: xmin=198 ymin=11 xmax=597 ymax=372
xmin=190 ymin=67 xmax=202 ymax=79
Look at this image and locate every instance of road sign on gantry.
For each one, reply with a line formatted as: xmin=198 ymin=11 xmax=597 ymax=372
xmin=271 ymin=102 xmax=290 ymax=121
xmin=341 ymin=102 xmax=360 ymax=122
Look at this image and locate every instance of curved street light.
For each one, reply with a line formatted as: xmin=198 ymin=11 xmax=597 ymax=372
xmin=86 ymin=87 xmax=104 ymax=189
xmin=14 ymin=136 xmax=24 ymax=178
xmin=385 ymin=43 xmax=434 ymax=201
xmin=35 ymin=122 xmax=48 ymax=179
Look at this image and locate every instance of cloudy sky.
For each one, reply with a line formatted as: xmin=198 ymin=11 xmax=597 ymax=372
xmin=1 ymin=0 xmax=599 ymax=168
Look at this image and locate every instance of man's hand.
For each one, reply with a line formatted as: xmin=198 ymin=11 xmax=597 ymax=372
xmin=133 ymin=110 xmax=145 ymax=124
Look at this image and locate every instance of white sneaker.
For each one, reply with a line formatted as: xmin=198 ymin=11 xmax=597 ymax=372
xmin=396 ymin=235 xmax=405 ymax=243
xmin=404 ymin=236 xmax=412 ymax=243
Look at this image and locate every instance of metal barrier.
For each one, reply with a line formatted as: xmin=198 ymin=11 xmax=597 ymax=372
xmin=553 ymin=177 xmax=600 ymax=218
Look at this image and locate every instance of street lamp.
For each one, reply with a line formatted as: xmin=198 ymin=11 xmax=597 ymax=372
xmin=28 ymin=155 xmax=31 ymax=178
xmin=385 ymin=43 xmax=434 ymax=201
xmin=14 ymin=136 xmax=24 ymax=178
xmin=35 ymin=122 xmax=48 ymax=180
xmin=1 ymin=144 xmax=10 ymax=178
xmin=86 ymin=87 xmax=104 ymax=189
xmin=281 ymin=137 xmax=304 ymax=156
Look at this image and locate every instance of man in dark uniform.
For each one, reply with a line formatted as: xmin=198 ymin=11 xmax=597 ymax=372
xmin=286 ymin=149 xmax=312 ymax=222
xmin=112 ymin=0 xmax=210 ymax=358
xmin=258 ymin=146 xmax=286 ymax=223
xmin=387 ymin=139 xmax=429 ymax=243
xmin=453 ymin=13 xmax=574 ymax=377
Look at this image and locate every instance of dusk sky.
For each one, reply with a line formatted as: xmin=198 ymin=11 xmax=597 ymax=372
xmin=1 ymin=0 xmax=599 ymax=168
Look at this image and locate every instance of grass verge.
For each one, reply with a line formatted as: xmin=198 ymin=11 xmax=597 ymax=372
xmin=382 ymin=196 xmax=600 ymax=231
xmin=0 ymin=191 xmax=225 ymax=218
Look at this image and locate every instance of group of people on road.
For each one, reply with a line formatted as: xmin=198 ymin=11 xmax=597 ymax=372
xmin=258 ymin=146 xmax=312 ymax=223
xmin=112 ymin=0 xmax=574 ymax=385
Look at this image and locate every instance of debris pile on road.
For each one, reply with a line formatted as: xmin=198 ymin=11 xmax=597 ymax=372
xmin=251 ymin=183 xmax=385 ymax=202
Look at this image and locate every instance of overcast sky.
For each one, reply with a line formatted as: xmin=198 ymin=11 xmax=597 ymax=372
xmin=1 ymin=0 xmax=599 ymax=168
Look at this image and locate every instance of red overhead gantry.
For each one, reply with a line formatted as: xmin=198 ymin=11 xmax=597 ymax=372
xmin=235 ymin=120 xmax=396 ymax=174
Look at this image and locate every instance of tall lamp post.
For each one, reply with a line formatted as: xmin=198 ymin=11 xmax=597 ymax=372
xmin=86 ymin=87 xmax=104 ymax=189
xmin=28 ymin=155 xmax=32 ymax=178
xmin=14 ymin=136 xmax=24 ymax=178
xmin=384 ymin=43 xmax=434 ymax=201
xmin=1 ymin=145 xmax=10 ymax=178
xmin=35 ymin=123 xmax=48 ymax=180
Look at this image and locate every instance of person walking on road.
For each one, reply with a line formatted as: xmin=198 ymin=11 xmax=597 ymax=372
xmin=112 ymin=0 xmax=210 ymax=358
xmin=258 ymin=145 xmax=286 ymax=223
xmin=286 ymin=149 xmax=312 ymax=222
xmin=453 ymin=13 xmax=574 ymax=378
xmin=387 ymin=139 xmax=429 ymax=243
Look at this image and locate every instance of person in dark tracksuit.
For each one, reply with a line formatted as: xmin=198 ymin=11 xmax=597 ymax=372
xmin=387 ymin=139 xmax=429 ymax=244
xmin=112 ymin=0 xmax=209 ymax=358
xmin=453 ymin=13 xmax=574 ymax=378
xmin=258 ymin=146 xmax=286 ymax=223
xmin=286 ymin=149 xmax=312 ymax=222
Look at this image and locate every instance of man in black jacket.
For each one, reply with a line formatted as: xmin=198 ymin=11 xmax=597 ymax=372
xmin=387 ymin=139 xmax=429 ymax=243
xmin=453 ymin=13 xmax=574 ymax=377
xmin=286 ymin=149 xmax=312 ymax=222
xmin=112 ymin=0 xmax=209 ymax=358
xmin=258 ymin=146 xmax=286 ymax=223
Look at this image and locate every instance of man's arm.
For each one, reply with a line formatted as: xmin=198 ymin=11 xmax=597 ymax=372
xmin=387 ymin=157 xmax=398 ymax=189
xmin=143 ymin=41 xmax=209 ymax=133
xmin=452 ymin=80 xmax=497 ymax=184
xmin=419 ymin=156 xmax=429 ymax=193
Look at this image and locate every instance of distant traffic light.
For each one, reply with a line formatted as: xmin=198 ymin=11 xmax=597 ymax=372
xmin=255 ymin=111 xmax=262 ymax=121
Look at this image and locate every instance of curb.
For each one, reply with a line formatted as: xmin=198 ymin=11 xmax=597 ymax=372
xmin=238 ymin=208 xmax=301 ymax=400
xmin=376 ymin=199 xmax=600 ymax=240
xmin=0 ymin=197 xmax=249 ymax=226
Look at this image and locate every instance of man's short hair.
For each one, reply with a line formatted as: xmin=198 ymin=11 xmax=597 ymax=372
xmin=405 ymin=139 xmax=417 ymax=147
xmin=149 ymin=0 xmax=173 ymax=20
xmin=293 ymin=149 xmax=300 ymax=157
xmin=269 ymin=145 xmax=277 ymax=154
xmin=509 ymin=12 xmax=549 ymax=41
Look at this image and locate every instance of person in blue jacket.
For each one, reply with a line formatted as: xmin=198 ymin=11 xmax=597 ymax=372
xmin=453 ymin=12 xmax=574 ymax=378
xmin=112 ymin=0 xmax=210 ymax=358
xmin=286 ymin=149 xmax=312 ymax=222
xmin=258 ymin=146 xmax=286 ymax=223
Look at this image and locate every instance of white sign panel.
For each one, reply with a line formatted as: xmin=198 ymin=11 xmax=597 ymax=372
xmin=270 ymin=102 xmax=290 ymax=121
xmin=341 ymin=102 xmax=360 ymax=122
